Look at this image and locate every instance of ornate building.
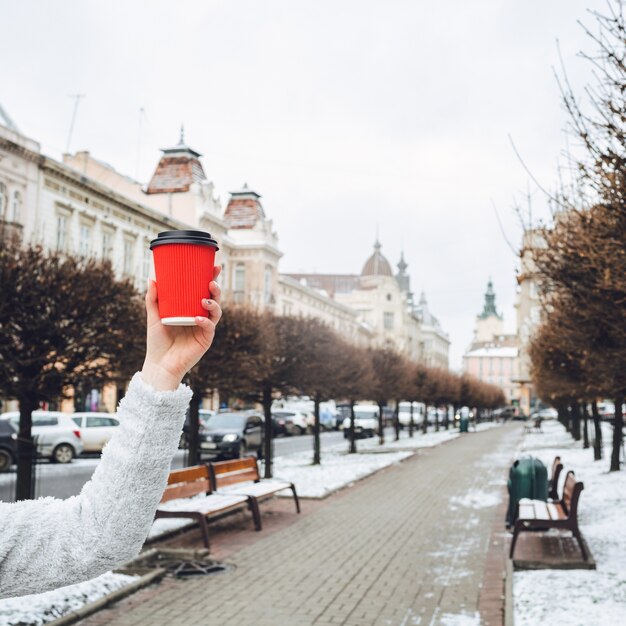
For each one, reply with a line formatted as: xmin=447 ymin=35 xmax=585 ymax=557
xmin=286 ymin=241 xmax=450 ymax=367
xmin=463 ymin=280 xmax=520 ymax=405
xmin=1 ymin=108 xmax=452 ymax=411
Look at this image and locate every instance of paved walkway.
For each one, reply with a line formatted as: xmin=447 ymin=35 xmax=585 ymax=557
xmin=80 ymin=423 xmax=520 ymax=626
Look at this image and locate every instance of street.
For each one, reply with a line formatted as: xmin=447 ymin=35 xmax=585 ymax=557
xmin=0 ymin=430 xmax=349 ymax=502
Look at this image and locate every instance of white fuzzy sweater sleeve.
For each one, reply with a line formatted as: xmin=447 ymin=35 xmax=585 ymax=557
xmin=0 ymin=373 xmax=191 ymax=599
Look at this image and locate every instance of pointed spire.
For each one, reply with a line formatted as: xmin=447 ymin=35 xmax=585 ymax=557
xmin=397 ymin=251 xmax=408 ymax=273
xmin=179 ymin=124 xmax=185 ymax=145
xmin=479 ymin=278 xmax=501 ymax=319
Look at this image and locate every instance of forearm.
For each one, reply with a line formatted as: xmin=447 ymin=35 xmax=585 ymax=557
xmin=0 ymin=373 xmax=191 ymax=599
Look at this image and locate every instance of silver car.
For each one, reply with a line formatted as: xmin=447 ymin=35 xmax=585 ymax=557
xmin=0 ymin=411 xmax=84 ymax=463
xmin=71 ymin=413 xmax=120 ymax=453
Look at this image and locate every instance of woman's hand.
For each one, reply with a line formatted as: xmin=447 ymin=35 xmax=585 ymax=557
xmin=141 ymin=266 xmax=222 ymax=391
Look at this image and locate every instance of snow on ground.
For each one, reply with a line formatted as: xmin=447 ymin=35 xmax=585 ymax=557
xmin=449 ymin=488 xmax=502 ymax=510
xmin=267 ymin=448 xmax=413 ymax=498
xmin=357 ymin=428 xmax=460 ymax=451
xmin=439 ymin=611 xmax=481 ymax=626
xmin=513 ymin=419 xmax=626 ymax=625
xmin=0 ymin=572 xmax=138 ymax=626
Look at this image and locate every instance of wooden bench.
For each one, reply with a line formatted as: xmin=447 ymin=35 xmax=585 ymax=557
xmin=154 ymin=465 xmax=261 ymax=548
xmin=510 ymin=470 xmax=587 ymax=560
xmin=209 ymin=457 xmax=300 ymax=516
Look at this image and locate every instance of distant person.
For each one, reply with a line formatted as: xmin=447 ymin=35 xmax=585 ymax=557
xmin=0 ymin=270 xmax=222 ymax=599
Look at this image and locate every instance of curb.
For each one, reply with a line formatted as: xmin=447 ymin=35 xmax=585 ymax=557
xmin=505 ymin=558 xmax=514 ymax=626
xmin=46 ymin=568 xmax=166 ymax=626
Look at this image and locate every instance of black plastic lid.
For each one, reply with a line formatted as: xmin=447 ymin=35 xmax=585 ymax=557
xmin=150 ymin=230 xmax=219 ymax=250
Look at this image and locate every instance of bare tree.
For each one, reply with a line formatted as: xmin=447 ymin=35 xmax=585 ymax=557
xmin=0 ymin=238 xmax=140 ymax=499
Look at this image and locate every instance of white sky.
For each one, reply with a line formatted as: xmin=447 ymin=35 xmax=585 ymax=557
xmin=0 ymin=0 xmax=605 ymax=367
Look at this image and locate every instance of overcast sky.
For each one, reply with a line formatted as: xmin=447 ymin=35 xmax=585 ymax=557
xmin=0 ymin=0 xmax=605 ymax=367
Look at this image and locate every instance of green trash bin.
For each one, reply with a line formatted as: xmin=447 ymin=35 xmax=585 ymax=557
xmin=459 ymin=416 xmax=469 ymax=433
xmin=506 ymin=455 xmax=548 ymax=527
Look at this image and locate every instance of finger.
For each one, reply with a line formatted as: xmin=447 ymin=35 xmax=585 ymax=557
xmin=145 ymin=280 xmax=160 ymax=326
xmin=209 ymin=280 xmax=221 ymax=304
xmin=194 ymin=315 xmax=216 ymax=342
xmin=213 ymin=265 xmax=222 ymax=280
xmin=201 ymin=299 xmax=222 ymax=324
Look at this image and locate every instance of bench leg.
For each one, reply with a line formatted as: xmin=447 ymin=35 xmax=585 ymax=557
xmin=248 ymin=497 xmax=262 ymax=531
xmin=509 ymin=522 xmax=523 ymax=559
xmin=290 ymin=483 xmax=301 ymax=514
xmin=194 ymin=513 xmax=211 ymax=549
xmin=573 ymin=526 xmax=588 ymax=561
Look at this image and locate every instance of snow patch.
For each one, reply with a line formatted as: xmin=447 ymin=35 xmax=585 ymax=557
xmin=0 ymin=572 xmax=137 ymax=626
xmin=449 ymin=489 xmax=501 ymax=509
xmin=439 ymin=611 xmax=481 ymax=626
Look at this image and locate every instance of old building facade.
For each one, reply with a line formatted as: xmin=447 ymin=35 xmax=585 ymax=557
xmin=1 ymin=110 xmax=451 ymax=411
xmin=463 ymin=280 xmax=520 ymax=405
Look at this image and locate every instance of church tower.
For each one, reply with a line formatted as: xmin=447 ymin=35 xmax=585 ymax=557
xmin=473 ymin=278 xmax=505 ymax=345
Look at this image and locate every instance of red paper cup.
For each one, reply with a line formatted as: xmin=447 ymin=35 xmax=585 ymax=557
xmin=150 ymin=230 xmax=219 ymax=326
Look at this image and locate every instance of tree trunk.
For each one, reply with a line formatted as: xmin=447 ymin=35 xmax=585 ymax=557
xmin=557 ymin=400 xmax=569 ymax=430
xmin=393 ymin=401 xmax=400 ymax=442
xmin=15 ymin=397 xmax=37 ymax=501
xmin=570 ymin=402 xmax=581 ymax=441
xmin=591 ymin=400 xmax=603 ymax=461
xmin=434 ymin=406 xmax=439 ymax=432
xmin=408 ymin=402 xmax=414 ymax=438
xmin=313 ymin=396 xmax=321 ymax=465
xmin=263 ymin=385 xmax=274 ymax=479
xmin=610 ymin=397 xmax=623 ymax=472
xmin=348 ymin=400 xmax=357 ymax=454
xmin=187 ymin=391 xmax=202 ymax=467
xmin=444 ymin=406 xmax=450 ymax=430
xmin=377 ymin=402 xmax=385 ymax=445
xmin=422 ymin=404 xmax=428 ymax=434
xmin=582 ymin=403 xmax=590 ymax=449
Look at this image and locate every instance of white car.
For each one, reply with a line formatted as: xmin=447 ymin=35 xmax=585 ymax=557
xmin=0 ymin=411 xmax=84 ymax=463
xmin=71 ymin=413 xmax=120 ymax=453
xmin=530 ymin=407 xmax=558 ymax=421
xmin=271 ymin=410 xmax=309 ymax=435
xmin=342 ymin=404 xmax=379 ymax=439
xmin=398 ymin=402 xmax=425 ymax=427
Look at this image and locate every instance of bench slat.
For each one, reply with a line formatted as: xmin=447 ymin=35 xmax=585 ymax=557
xmin=161 ymin=479 xmax=210 ymax=502
xmin=546 ymin=502 xmax=566 ymax=521
xmin=167 ymin=465 xmax=209 ymax=485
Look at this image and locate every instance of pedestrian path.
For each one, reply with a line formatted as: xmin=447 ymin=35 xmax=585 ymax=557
xmin=79 ymin=423 xmax=521 ymax=626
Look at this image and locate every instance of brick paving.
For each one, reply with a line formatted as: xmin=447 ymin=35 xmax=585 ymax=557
xmin=79 ymin=423 xmax=521 ymax=626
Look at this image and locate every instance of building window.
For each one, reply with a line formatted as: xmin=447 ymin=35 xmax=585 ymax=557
xmin=0 ymin=182 xmax=6 ymax=219
xmin=79 ymin=223 xmax=92 ymax=256
xmin=11 ymin=191 xmax=21 ymax=222
xmin=123 ymin=238 xmax=135 ymax=276
xmin=384 ymin=312 xmax=394 ymax=330
xmin=264 ymin=265 xmax=272 ymax=304
xmin=56 ymin=213 xmax=69 ymax=251
xmin=234 ymin=263 xmax=245 ymax=292
xmin=102 ymin=229 xmax=114 ymax=261
xmin=142 ymin=245 xmax=151 ymax=285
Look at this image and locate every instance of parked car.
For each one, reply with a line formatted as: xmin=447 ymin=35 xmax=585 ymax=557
xmin=272 ymin=410 xmax=309 ymax=435
xmin=342 ymin=404 xmax=379 ymax=439
xmin=398 ymin=402 xmax=425 ymax=428
xmin=494 ymin=406 xmax=517 ymax=420
xmin=0 ymin=419 xmax=17 ymax=472
xmin=71 ymin=413 xmax=120 ymax=453
xmin=530 ymin=407 xmax=558 ymax=421
xmin=0 ymin=411 xmax=84 ymax=463
xmin=180 ymin=408 xmax=216 ymax=448
xmin=199 ymin=411 xmax=264 ymax=459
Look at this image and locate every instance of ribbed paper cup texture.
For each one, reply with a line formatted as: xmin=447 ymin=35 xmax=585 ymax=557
xmin=152 ymin=244 xmax=216 ymax=325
